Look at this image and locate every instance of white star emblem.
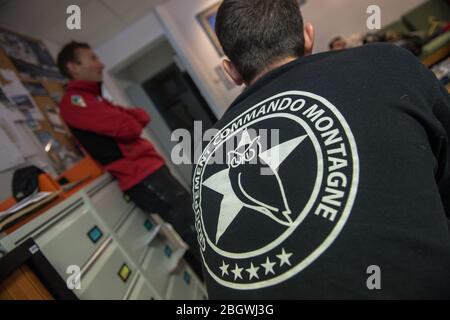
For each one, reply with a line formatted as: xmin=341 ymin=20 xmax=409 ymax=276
xmin=219 ymin=261 xmax=229 ymax=277
xmin=202 ymin=131 xmax=307 ymax=244
xmin=246 ymin=262 xmax=260 ymax=280
xmin=261 ymin=257 xmax=276 ymax=275
xmin=231 ymin=264 xmax=244 ymax=280
xmin=276 ymin=248 xmax=293 ymax=267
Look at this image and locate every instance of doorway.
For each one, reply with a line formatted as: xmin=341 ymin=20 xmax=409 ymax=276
xmin=112 ymin=37 xmax=217 ymax=188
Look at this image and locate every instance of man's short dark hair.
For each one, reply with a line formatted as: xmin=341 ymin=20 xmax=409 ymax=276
xmin=215 ymin=0 xmax=305 ymax=84
xmin=57 ymin=41 xmax=90 ymax=79
xmin=329 ymin=37 xmax=343 ymax=50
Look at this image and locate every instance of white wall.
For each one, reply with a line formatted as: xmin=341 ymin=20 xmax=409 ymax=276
xmin=94 ymin=10 xmax=166 ymax=137
xmin=43 ymin=39 xmax=62 ymax=60
xmin=95 ymin=11 xmax=166 ymax=106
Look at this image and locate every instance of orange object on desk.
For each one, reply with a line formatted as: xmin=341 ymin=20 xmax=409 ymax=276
xmin=59 ymin=155 xmax=103 ymax=185
xmin=0 ymin=197 xmax=16 ymax=213
xmin=38 ymin=173 xmax=61 ymax=192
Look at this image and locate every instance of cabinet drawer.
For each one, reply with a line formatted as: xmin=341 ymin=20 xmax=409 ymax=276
xmin=127 ymin=275 xmax=159 ymax=300
xmin=89 ymin=181 xmax=132 ymax=228
xmin=79 ymin=242 xmax=135 ymax=300
xmin=116 ymin=208 xmax=160 ymax=263
xmin=35 ymin=204 xmax=108 ymax=277
xmin=195 ymin=282 xmax=209 ymax=300
xmin=166 ymin=264 xmax=197 ymax=300
xmin=141 ymin=237 xmax=173 ymax=297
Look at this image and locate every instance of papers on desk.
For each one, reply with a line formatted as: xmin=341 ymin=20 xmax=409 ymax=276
xmin=0 ymin=191 xmax=53 ymax=220
xmin=0 ymin=191 xmax=59 ymax=232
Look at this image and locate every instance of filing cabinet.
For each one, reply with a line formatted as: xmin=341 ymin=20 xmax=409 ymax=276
xmin=166 ymin=263 xmax=197 ymax=300
xmin=0 ymin=174 xmax=207 ymax=300
xmin=89 ymin=179 xmax=133 ymax=229
xmin=140 ymin=236 xmax=172 ymax=298
xmin=78 ymin=241 xmax=135 ymax=300
xmin=115 ymin=207 xmax=160 ymax=264
xmin=32 ymin=203 xmax=108 ymax=277
xmin=195 ymin=281 xmax=209 ymax=300
xmin=126 ymin=275 xmax=159 ymax=300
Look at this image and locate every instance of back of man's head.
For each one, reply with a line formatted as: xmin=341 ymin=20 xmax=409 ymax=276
xmin=216 ymin=0 xmax=305 ymax=84
xmin=57 ymin=41 xmax=91 ymax=79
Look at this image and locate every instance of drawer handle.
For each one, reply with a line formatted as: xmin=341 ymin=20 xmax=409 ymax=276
xmin=144 ymin=219 xmax=154 ymax=231
xmin=183 ymin=271 xmax=191 ymax=285
xmin=164 ymin=245 xmax=173 ymax=258
xmin=87 ymin=226 xmax=103 ymax=244
xmin=118 ymin=263 xmax=132 ymax=283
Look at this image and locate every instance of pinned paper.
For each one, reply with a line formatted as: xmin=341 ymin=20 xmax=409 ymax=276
xmin=0 ymin=69 xmax=45 ymax=124
xmin=0 ymin=125 xmax=25 ymax=172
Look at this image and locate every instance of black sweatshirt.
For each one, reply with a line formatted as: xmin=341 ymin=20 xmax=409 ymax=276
xmin=192 ymin=43 xmax=450 ymax=299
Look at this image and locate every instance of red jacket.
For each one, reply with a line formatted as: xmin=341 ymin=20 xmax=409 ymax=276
xmin=59 ymin=80 xmax=165 ymax=191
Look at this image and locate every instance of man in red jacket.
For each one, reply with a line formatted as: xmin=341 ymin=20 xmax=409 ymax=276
xmin=57 ymin=41 xmax=201 ymax=276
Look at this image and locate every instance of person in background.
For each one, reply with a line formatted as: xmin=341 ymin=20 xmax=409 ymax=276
xmin=194 ymin=0 xmax=450 ymax=299
xmin=329 ymin=36 xmax=347 ymax=50
xmin=57 ymin=41 xmax=201 ymax=277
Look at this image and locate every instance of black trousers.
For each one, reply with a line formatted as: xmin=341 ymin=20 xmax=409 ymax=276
xmin=125 ymin=166 xmax=202 ymax=278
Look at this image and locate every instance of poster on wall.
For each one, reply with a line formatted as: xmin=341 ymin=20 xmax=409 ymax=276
xmin=0 ymin=102 xmax=37 ymax=158
xmin=0 ymin=124 xmax=25 ymax=172
xmin=10 ymin=95 xmax=44 ymax=121
xmin=0 ymin=28 xmax=65 ymax=82
xmin=24 ymin=82 xmax=48 ymax=96
xmin=45 ymin=107 xmax=66 ymax=133
xmin=0 ymin=69 xmax=45 ymax=128
xmin=0 ymin=87 xmax=13 ymax=108
xmin=0 ymin=30 xmax=38 ymax=65
xmin=197 ymin=2 xmax=224 ymax=57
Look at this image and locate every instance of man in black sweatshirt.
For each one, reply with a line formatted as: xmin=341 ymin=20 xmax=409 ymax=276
xmin=192 ymin=0 xmax=450 ymax=299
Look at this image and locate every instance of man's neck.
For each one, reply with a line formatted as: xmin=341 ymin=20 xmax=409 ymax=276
xmin=248 ymin=56 xmax=298 ymax=86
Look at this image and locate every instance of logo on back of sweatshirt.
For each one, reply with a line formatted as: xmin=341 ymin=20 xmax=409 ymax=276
xmin=192 ymin=91 xmax=360 ymax=290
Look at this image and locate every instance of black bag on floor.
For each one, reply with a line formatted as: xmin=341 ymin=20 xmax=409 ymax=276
xmin=12 ymin=166 xmax=44 ymax=202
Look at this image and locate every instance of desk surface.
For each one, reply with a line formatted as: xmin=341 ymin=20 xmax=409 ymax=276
xmin=2 ymin=175 xmax=108 ymax=235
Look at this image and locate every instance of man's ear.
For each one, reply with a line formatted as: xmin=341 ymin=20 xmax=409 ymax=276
xmin=303 ymin=22 xmax=315 ymax=56
xmin=223 ymin=59 xmax=244 ymax=86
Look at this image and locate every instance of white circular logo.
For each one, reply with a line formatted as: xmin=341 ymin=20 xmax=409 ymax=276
xmin=192 ymin=91 xmax=359 ymax=290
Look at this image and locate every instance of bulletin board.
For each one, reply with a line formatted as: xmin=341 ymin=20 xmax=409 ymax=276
xmin=0 ymin=27 xmax=84 ymax=175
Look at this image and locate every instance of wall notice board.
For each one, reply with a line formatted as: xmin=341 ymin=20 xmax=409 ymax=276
xmin=0 ymin=27 xmax=84 ymax=176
